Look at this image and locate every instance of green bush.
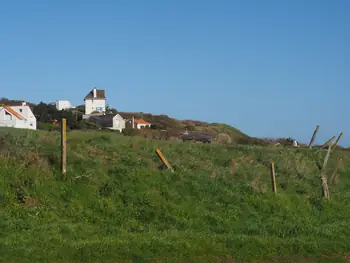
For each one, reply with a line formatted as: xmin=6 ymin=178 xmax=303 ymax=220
xmin=38 ymin=122 xmax=56 ymax=131
xmin=122 ymin=127 xmax=138 ymax=136
xmin=185 ymin=125 xmax=195 ymax=131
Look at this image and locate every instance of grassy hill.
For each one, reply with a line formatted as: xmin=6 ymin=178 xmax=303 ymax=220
xmin=0 ymin=98 xmax=252 ymax=143
xmin=100 ymin=111 xmax=252 ymax=143
xmin=1 ymin=128 xmax=350 ymax=262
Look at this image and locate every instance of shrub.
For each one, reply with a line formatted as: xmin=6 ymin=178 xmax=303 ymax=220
xmin=139 ymin=128 xmax=153 ymax=139
xmin=122 ymin=127 xmax=138 ymax=136
xmin=217 ymin=133 xmax=232 ymax=144
xmin=151 ymin=123 xmax=166 ymax=130
xmin=38 ymin=122 xmax=57 ymax=131
xmin=236 ymin=137 xmax=268 ymax=146
xmin=185 ymin=125 xmax=195 ymax=131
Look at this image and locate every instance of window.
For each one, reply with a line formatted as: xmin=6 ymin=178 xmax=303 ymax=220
xmin=19 ymin=109 xmax=23 ymax=113
xmin=5 ymin=111 xmax=12 ymax=120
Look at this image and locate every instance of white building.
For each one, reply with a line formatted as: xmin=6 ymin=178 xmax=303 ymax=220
xmin=84 ymin=88 xmax=106 ymax=115
xmin=132 ymin=117 xmax=151 ymax=129
xmin=56 ymin=100 xmax=74 ymax=111
xmin=88 ymin=114 xmax=126 ymax=132
xmin=0 ymin=102 xmax=37 ymax=130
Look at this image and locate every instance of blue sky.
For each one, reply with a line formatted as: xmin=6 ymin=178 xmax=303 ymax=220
xmin=1 ymin=0 xmax=349 ymax=145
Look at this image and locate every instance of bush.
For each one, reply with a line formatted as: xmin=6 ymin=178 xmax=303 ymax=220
xmin=122 ymin=127 xmax=138 ymax=136
xmin=185 ymin=125 xmax=195 ymax=131
xmin=151 ymin=123 xmax=166 ymax=130
xmin=38 ymin=122 xmax=57 ymax=131
xmin=139 ymin=128 xmax=153 ymax=139
xmin=217 ymin=133 xmax=232 ymax=144
xmin=236 ymin=137 xmax=268 ymax=146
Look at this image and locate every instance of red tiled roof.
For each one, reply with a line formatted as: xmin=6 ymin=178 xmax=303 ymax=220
xmin=2 ymin=106 xmax=24 ymax=120
xmin=134 ymin=119 xmax=150 ymax=125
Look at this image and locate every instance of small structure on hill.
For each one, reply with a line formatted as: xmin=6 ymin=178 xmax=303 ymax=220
xmin=0 ymin=102 xmax=37 ymax=130
xmin=132 ymin=117 xmax=151 ymax=129
xmin=88 ymin=114 xmax=125 ymax=132
xmin=56 ymin=100 xmax=74 ymax=111
xmin=182 ymin=132 xmax=213 ymax=143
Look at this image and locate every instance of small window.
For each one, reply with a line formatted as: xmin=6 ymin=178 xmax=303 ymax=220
xmin=5 ymin=111 xmax=12 ymax=120
xmin=19 ymin=109 xmax=23 ymax=113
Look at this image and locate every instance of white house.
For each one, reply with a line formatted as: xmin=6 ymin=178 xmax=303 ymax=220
xmin=132 ymin=117 xmax=151 ymax=129
xmin=56 ymin=100 xmax=74 ymax=111
xmin=88 ymin=114 xmax=125 ymax=132
xmin=84 ymin=88 xmax=106 ymax=115
xmin=0 ymin=102 xmax=37 ymax=130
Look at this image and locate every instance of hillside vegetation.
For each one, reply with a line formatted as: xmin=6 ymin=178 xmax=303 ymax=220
xmin=0 ymin=98 xmax=252 ymax=143
xmin=119 ymin=112 xmax=249 ymax=141
xmin=1 ymin=128 xmax=350 ymax=262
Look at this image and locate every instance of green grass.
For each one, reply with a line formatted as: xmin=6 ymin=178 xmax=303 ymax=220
xmin=1 ymin=128 xmax=350 ymax=262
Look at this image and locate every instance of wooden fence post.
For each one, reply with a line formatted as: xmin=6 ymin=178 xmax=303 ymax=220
xmin=321 ymin=136 xmax=336 ymax=149
xmin=270 ymin=161 xmax=277 ymax=194
xmin=332 ymin=132 xmax=343 ymax=151
xmin=308 ymin=125 xmax=320 ymax=148
xmin=61 ymin=118 xmax=67 ymax=175
xmin=155 ymin=148 xmax=174 ymax=172
xmin=320 ymin=138 xmax=334 ymax=199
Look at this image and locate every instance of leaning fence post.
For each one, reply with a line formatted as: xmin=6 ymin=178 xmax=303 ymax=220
xmin=155 ymin=148 xmax=174 ymax=172
xmin=332 ymin=132 xmax=343 ymax=151
xmin=320 ymin=138 xmax=334 ymax=199
xmin=270 ymin=161 xmax=277 ymax=194
xmin=321 ymin=136 xmax=336 ymax=149
xmin=308 ymin=125 xmax=320 ymax=148
xmin=61 ymin=118 xmax=67 ymax=176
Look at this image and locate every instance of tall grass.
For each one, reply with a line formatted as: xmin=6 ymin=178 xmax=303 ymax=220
xmin=0 ymin=128 xmax=350 ymax=262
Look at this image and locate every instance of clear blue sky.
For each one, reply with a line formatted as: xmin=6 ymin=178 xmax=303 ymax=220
xmin=1 ymin=0 xmax=349 ymax=145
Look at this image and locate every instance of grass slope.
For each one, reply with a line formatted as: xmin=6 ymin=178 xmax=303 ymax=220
xmin=119 ymin=111 xmax=250 ymax=141
xmin=0 ymin=128 xmax=350 ymax=262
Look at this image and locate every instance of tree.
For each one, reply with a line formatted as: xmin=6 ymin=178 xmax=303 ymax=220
xmin=106 ymin=105 xmax=118 ymax=114
xmin=75 ymin=105 xmax=85 ymax=114
xmin=33 ymin=102 xmax=57 ymax=122
xmin=33 ymin=102 xmax=79 ymax=129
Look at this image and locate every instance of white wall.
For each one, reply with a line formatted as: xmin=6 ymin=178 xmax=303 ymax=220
xmin=11 ymin=106 xmax=37 ymax=130
xmin=112 ymin=114 xmax=126 ymax=132
xmin=56 ymin=100 xmax=73 ymax=111
xmin=136 ymin=123 xmax=151 ymax=129
xmin=0 ymin=106 xmax=36 ymax=130
xmin=0 ymin=109 xmax=18 ymax=128
xmin=85 ymin=99 xmax=106 ymax=115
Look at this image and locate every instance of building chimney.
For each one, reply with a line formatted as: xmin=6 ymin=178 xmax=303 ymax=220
xmin=22 ymin=101 xmax=26 ymax=106
xmin=93 ymin=88 xmax=97 ymax=98
xmin=132 ymin=116 xmax=135 ymax=129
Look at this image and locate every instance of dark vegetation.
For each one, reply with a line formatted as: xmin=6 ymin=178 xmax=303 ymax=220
xmin=0 ymin=128 xmax=350 ymax=262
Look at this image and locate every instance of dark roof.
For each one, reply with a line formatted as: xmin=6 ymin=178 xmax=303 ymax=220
xmin=118 ymin=113 xmax=132 ymax=120
xmin=84 ymin=89 xmax=106 ymax=99
xmin=88 ymin=114 xmax=116 ymax=128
